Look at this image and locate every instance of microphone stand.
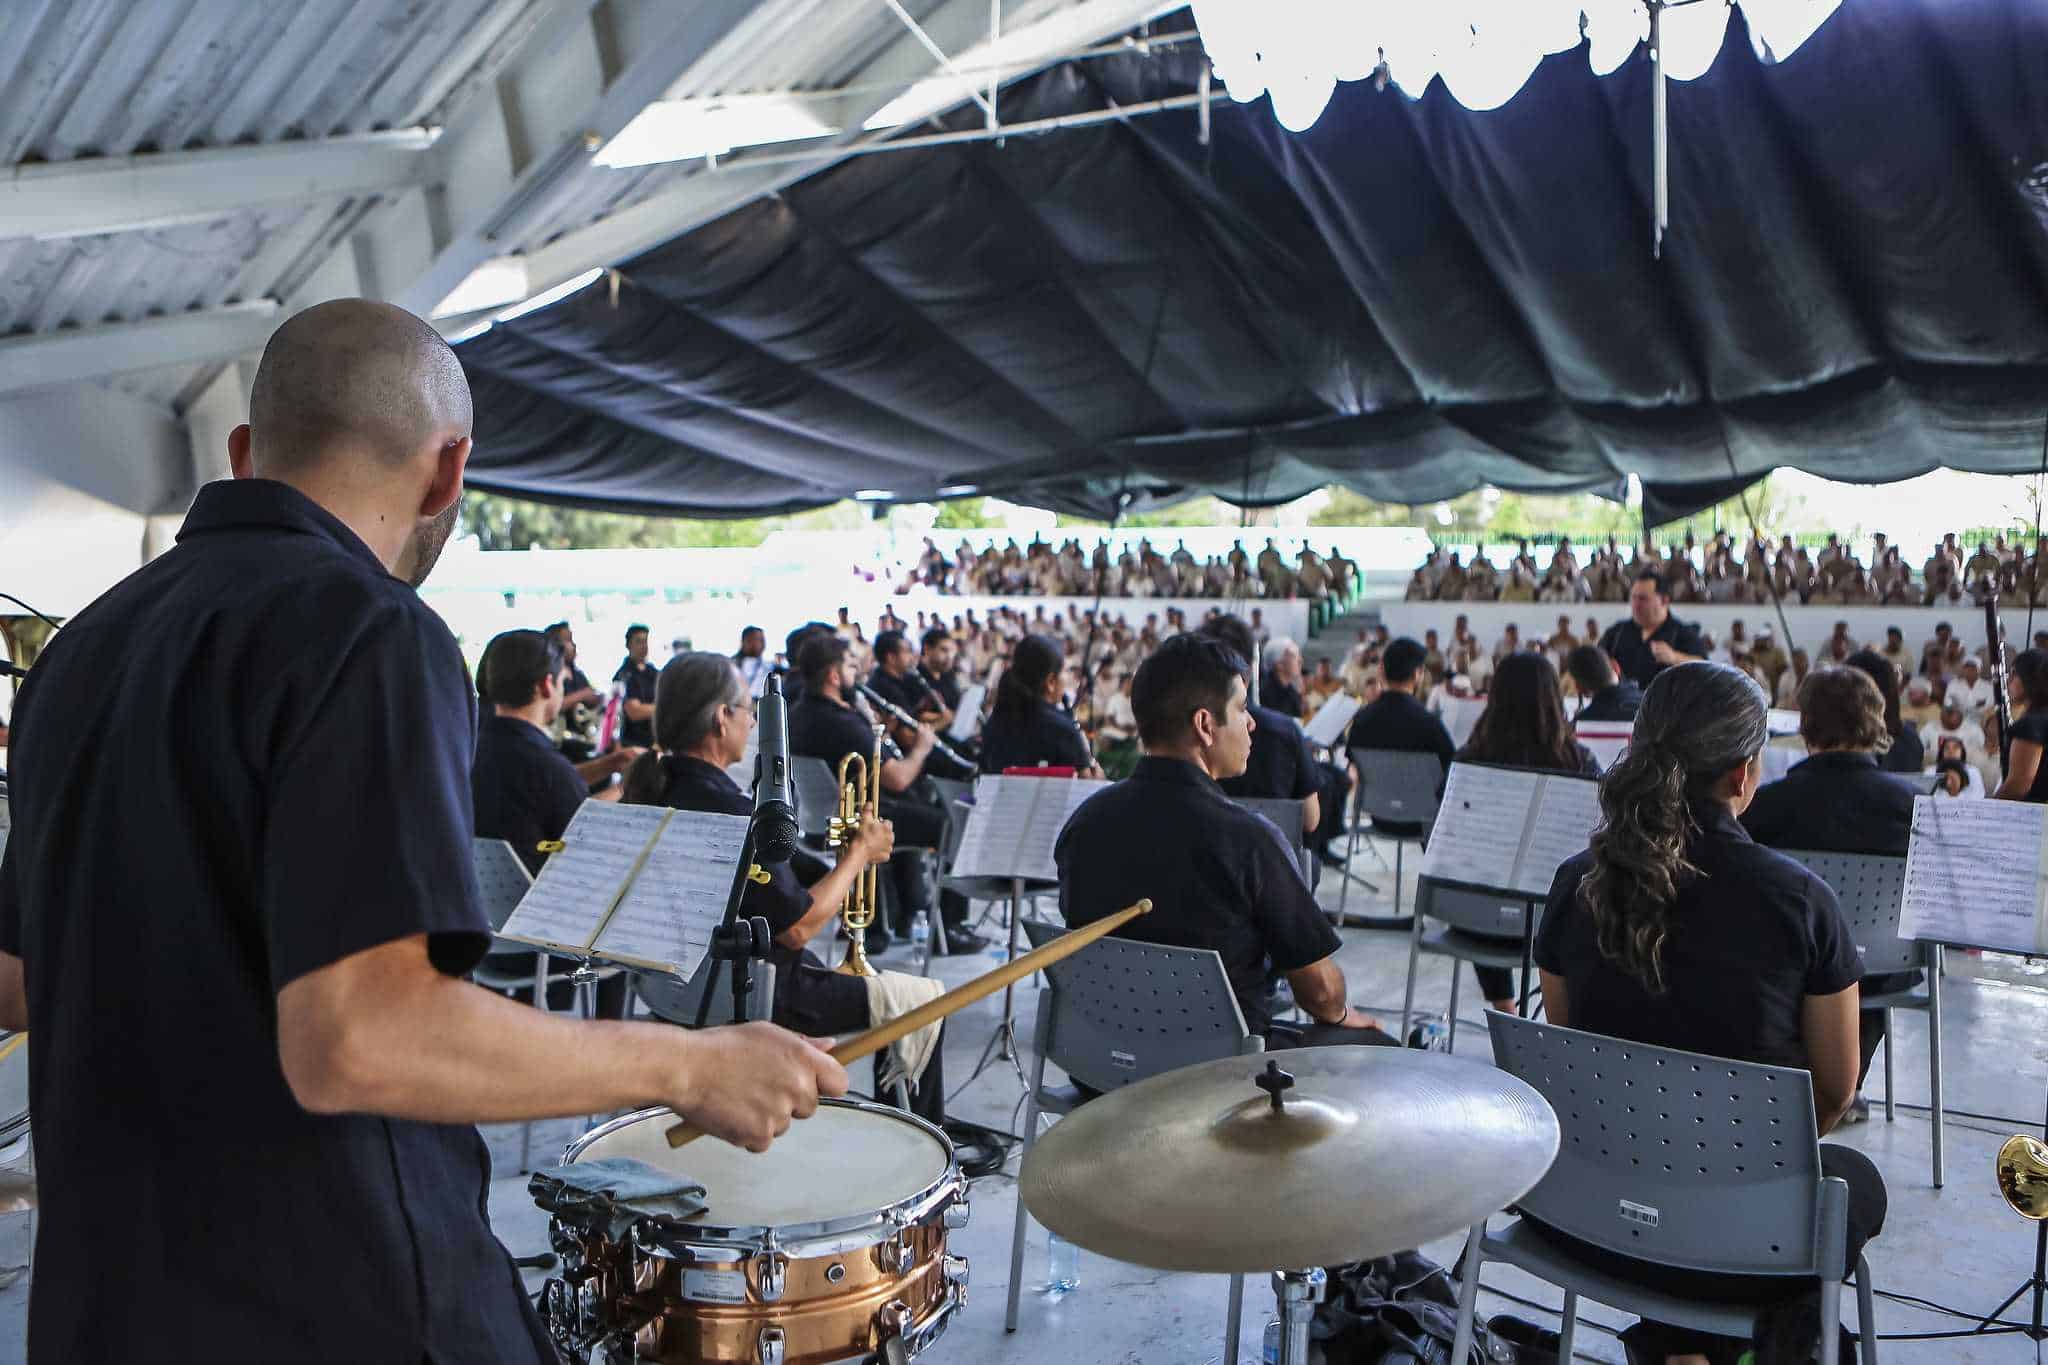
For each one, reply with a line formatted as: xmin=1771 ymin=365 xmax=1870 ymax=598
xmin=693 ymin=809 xmax=772 ymax=1029
xmin=1981 ymin=578 xmax=2014 ymax=779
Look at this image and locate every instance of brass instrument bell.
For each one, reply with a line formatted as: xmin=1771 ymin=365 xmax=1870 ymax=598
xmin=829 ymin=723 xmax=886 ymax=976
xmin=1997 ymin=1134 xmax=2048 ymax=1220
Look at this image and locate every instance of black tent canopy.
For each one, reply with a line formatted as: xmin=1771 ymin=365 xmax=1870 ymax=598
xmin=458 ymin=0 xmax=2048 ymax=523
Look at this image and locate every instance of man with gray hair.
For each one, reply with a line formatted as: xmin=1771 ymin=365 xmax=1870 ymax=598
xmin=0 ymin=300 xmax=845 ymax=1361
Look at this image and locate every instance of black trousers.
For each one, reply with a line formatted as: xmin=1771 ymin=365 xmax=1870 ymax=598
xmin=1856 ymin=969 xmax=1922 ymax=1088
xmin=780 ymin=957 xmax=946 ymax=1125
xmin=878 ymin=793 xmax=969 ymax=929
xmin=1525 ymin=1145 xmax=1887 ymax=1354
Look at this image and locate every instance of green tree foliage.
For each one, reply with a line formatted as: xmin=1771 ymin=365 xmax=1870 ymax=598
xmin=458 ymin=492 xmax=863 ymax=550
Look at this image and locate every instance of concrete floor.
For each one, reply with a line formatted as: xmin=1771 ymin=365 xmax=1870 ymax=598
xmin=2 ymin=844 xmax=2045 ymax=1363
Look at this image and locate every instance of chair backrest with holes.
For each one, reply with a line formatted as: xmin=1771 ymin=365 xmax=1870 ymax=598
xmin=1778 ymin=850 xmax=1918 ymax=976
xmin=1231 ymin=797 xmax=1312 ymax=883
xmin=791 ymin=757 xmax=840 ymax=841
xmin=1488 ymin=1013 xmax=1827 ymax=1277
xmin=633 ymin=960 xmax=776 ymax=1026
xmin=1021 ymin=920 xmax=1252 ymax=1093
xmin=471 ymin=838 xmax=535 ymax=933
xmin=1416 ymin=876 xmax=1536 ymax=939
xmin=1349 ymin=749 xmax=1445 ymax=830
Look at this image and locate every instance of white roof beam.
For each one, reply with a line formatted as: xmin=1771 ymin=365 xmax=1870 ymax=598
xmin=0 ymin=301 xmax=280 ymax=397
xmin=0 ymin=131 xmax=436 ymax=242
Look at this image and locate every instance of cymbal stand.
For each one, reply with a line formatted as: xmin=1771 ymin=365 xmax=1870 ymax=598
xmin=1270 ymin=1267 xmax=1326 ymax=1365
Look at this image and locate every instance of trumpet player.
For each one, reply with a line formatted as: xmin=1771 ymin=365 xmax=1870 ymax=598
xmin=791 ymin=634 xmax=990 ymax=955
xmin=622 ymin=652 xmax=950 ymax=1123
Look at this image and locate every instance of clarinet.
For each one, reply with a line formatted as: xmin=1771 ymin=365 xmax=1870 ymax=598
xmin=857 ymin=683 xmax=974 ymax=771
xmin=1982 ymin=579 xmax=2014 ymax=777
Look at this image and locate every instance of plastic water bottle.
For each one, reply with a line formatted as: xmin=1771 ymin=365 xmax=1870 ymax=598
xmin=909 ymin=914 xmax=931 ymax=968
xmin=1044 ymin=1232 xmax=1079 ymax=1298
xmin=1262 ymin=1318 xmax=1283 ymax=1363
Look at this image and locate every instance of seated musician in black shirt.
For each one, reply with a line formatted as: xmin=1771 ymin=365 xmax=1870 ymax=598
xmin=1260 ymin=637 xmax=1306 ymax=719
xmin=543 ymin=620 xmax=603 ymax=763
xmin=790 ymin=633 xmax=986 ymax=954
xmin=1455 ymin=652 xmax=1600 ymax=1015
xmin=1845 ymin=648 xmax=1923 ymax=774
xmin=1056 ymin=634 xmax=1395 ymax=1048
xmin=1994 ymin=648 xmax=2048 ymax=802
xmin=1344 ymin=636 xmax=1454 ymax=838
xmin=1537 ymin=662 xmax=1882 ymax=1361
xmin=869 ymin=629 xmax=951 ymax=730
xmin=470 ymin=628 xmax=628 ymax=1015
xmin=619 ymin=654 xmax=948 ymax=1122
xmin=918 ymin=627 xmax=966 ymax=715
xmin=1565 ymin=644 xmax=1641 ymax=721
xmin=1742 ymin=665 xmax=1924 ymax=1121
xmin=1199 ymin=615 xmax=1328 ymax=856
xmin=977 ymin=634 xmax=1097 ymax=774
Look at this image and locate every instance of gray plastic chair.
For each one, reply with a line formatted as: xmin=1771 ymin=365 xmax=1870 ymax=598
xmin=1231 ymin=795 xmax=1314 ymax=886
xmin=1400 ymin=876 xmax=1540 ymax=1047
xmin=1336 ymin=749 xmax=1444 ymax=925
xmin=1782 ymin=849 xmax=1943 ymax=1187
xmin=794 ymin=755 xmax=946 ymax=965
xmin=1005 ymin=922 xmax=1263 ymax=1364
xmin=631 ymin=959 xmax=777 ymax=1026
xmin=1449 ymin=1014 xmax=1878 ymax=1365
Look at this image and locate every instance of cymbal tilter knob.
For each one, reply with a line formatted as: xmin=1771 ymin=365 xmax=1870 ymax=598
xmin=1254 ymin=1061 xmax=1296 ymax=1113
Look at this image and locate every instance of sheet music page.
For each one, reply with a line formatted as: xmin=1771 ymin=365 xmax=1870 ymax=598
xmin=1303 ymin=693 xmax=1361 ymax=749
xmin=1766 ymin=708 xmax=1803 ymax=738
xmin=1016 ymin=778 xmax=1109 ymax=883
xmin=950 ymin=684 xmax=987 ymax=740
xmin=949 ymin=776 xmax=1039 ymax=880
xmin=500 ymin=801 xmax=670 ymax=953
xmin=597 ymin=809 xmax=750 ymax=976
xmin=1419 ymin=763 xmax=1533 ymax=890
xmin=1900 ymin=796 xmax=2048 ymax=953
xmin=1511 ymin=774 xmax=1603 ymax=896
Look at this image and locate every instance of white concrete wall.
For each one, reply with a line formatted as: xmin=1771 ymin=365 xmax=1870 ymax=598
xmin=1377 ymin=600 xmax=2026 ymax=657
xmin=894 ymin=592 xmax=1313 ymax=645
xmin=0 ymin=384 xmax=196 ymax=616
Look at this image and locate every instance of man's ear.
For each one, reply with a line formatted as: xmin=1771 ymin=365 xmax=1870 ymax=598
xmin=420 ymin=435 xmax=472 ymax=518
xmin=228 ymin=424 xmax=255 ymax=479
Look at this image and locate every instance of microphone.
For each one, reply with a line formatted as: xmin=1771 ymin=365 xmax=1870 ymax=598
xmin=751 ymin=673 xmax=800 ymax=864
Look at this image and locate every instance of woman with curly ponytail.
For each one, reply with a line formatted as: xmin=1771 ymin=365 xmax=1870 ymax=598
xmin=1530 ymin=662 xmax=1885 ymax=1362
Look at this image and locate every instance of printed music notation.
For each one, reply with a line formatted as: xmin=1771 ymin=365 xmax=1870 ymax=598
xmin=1900 ymin=796 xmax=2048 ymax=955
xmin=1420 ymin=763 xmax=1603 ymax=899
xmin=951 ymin=775 xmax=1109 ymax=883
xmin=1302 ymin=692 xmax=1361 ymax=750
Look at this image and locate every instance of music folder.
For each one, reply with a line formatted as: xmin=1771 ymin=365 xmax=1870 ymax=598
xmin=1419 ymin=762 xmax=1602 ymax=899
xmin=1900 ymin=795 xmax=2048 ymax=954
xmin=1302 ymin=692 xmax=1361 ymax=749
xmin=497 ymin=800 xmax=749 ymax=978
xmin=949 ymin=774 xmax=1108 ymax=883
xmin=949 ymin=684 xmax=987 ymax=741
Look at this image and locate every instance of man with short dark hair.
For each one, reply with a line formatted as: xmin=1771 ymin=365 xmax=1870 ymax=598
xmin=1566 ymin=645 xmax=1641 ymax=722
xmin=1056 ymin=634 xmax=1393 ymax=1047
xmin=1597 ymin=568 xmax=1705 ymax=687
xmin=1344 ymin=638 xmax=1454 ymax=824
xmin=543 ymin=620 xmax=601 ymax=762
xmin=867 ymin=629 xmax=936 ymax=722
xmin=734 ymin=625 xmax=771 ymax=697
xmin=918 ymin=628 xmax=964 ymax=714
xmin=615 ymin=623 xmax=657 ymax=749
xmin=1199 ymin=617 xmax=1325 ymax=846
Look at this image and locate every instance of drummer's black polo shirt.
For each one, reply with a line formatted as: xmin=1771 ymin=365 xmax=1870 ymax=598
xmin=1055 ymin=757 xmax=1340 ymax=1035
xmin=0 ymin=479 xmax=550 ymax=1363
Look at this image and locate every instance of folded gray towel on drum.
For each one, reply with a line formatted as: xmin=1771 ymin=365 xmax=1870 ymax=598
xmin=528 ymin=1157 xmax=708 ymax=1240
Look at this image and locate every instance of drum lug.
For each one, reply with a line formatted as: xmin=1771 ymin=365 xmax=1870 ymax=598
xmin=942 ymin=1197 xmax=971 ymax=1230
xmin=755 ymin=1325 xmax=786 ymax=1365
xmin=754 ymin=1249 xmax=788 ymax=1304
xmin=885 ymin=1232 xmax=915 ymax=1274
xmin=942 ymin=1253 xmax=970 ymax=1303
xmin=878 ymin=1298 xmax=914 ymax=1346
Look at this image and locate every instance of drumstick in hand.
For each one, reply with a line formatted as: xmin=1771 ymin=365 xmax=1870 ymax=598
xmin=665 ymin=899 xmax=1152 ymax=1148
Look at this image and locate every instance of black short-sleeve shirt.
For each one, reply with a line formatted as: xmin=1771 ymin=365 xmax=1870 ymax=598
xmin=977 ymin=699 xmax=1091 ymax=773
xmin=473 ymin=714 xmax=590 ymax=875
xmin=918 ymin=664 xmax=964 ymax=711
xmin=1597 ymin=614 xmax=1707 ymax=688
xmin=790 ymin=693 xmax=889 ymax=773
xmin=1536 ymin=803 xmax=1862 ymax=1070
xmin=1261 ymin=675 xmax=1304 ymax=720
xmin=0 ymin=479 xmax=548 ymax=1362
xmin=1740 ymin=750 xmax=1916 ymax=857
xmin=614 ymin=657 xmax=659 ymax=748
xmin=1055 ymin=757 xmax=1341 ymax=1035
xmin=2011 ymin=711 xmax=2048 ymax=801
xmin=1344 ymin=691 xmax=1455 ymax=836
xmin=1575 ymin=680 xmax=1642 ymax=722
xmin=1219 ymin=704 xmax=1321 ymax=803
xmin=867 ymin=665 xmax=934 ymax=719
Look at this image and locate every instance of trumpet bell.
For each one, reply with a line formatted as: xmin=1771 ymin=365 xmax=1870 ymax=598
xmin=1996 ymin=1134 xmax=2048 ymax=1220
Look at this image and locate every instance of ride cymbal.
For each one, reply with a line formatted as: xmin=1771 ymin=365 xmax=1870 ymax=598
xmin=1019 ymin=1046 xmax=1558 ymax=1274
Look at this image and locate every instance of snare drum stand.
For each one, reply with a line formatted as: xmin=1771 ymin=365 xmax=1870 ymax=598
xmin=1270 ymin=1266 xmax=1327 ymax=1365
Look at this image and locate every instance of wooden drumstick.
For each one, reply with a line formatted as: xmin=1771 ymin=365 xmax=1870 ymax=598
xmin=665 ymin=899 xmax=1152 ymax=1148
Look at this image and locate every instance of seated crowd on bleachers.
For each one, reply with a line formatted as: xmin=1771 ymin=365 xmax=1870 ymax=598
xmin=903 ymin=533 xmax=1360 ymax=603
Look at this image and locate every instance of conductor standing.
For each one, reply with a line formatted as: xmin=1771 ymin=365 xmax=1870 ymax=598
xmin=0 ymin=300 xmax=845 ymax=1362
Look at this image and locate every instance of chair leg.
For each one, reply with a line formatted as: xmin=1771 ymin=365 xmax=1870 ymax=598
xmin=1855 ymin=1254 xmax=1878 ymax=1365
xmin=1448 ymin=1223 xmax=1486 ymax=1365
xmin=1399 ymin=915 xmax=1423 ymax=1044
xmin=1337 ymin=818 xmax=1360 ymax=919
xmin=1928 ymin=960 xmax=1945 ymax=1189
xmin=1817 ymin=1273 xmax=1842 ymax=1365
xmin=1006 ymin=1060 xmax=1048 ymax=1333
xmin=1446 ymin=959 xmax=1462 ymax=1053
xmin=1557 ymin=1290 xmax=1579 ymax=1363
xmin=1393 ymin=842 xmax=1405 ymax=920
xmin=1881 ymin=1013 xmax=1894 ymax=1122
xmin=925 ymin=903 xmax=945 ymax=975
xmin=1224 ymin=1273 xmax=1244 ymax=1365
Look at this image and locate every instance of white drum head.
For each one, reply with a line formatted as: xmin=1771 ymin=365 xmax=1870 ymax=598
xmin=572 ymin=1102 xmax=949 ymax=1229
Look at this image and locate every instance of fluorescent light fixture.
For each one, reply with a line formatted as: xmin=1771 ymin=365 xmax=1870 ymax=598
xmin=494 ymin=269 xmax=604 ymax=323
xmin=432 ymin=257 xmax=529 ymax=318
xmin=596 ymin=97 xmax=838 ymax=169
xmin=852 ymin=489 xmax=894 ymax=501
xmin=938 ymin=483 xmax=980 ymax=497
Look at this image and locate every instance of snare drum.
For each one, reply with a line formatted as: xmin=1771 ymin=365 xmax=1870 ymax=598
xmin=534 ymin=1099 xmax=969 ymax=1364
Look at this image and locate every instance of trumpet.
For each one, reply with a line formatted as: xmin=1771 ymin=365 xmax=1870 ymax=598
xmin=828 ymin=722 xmax=886 ymax=976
